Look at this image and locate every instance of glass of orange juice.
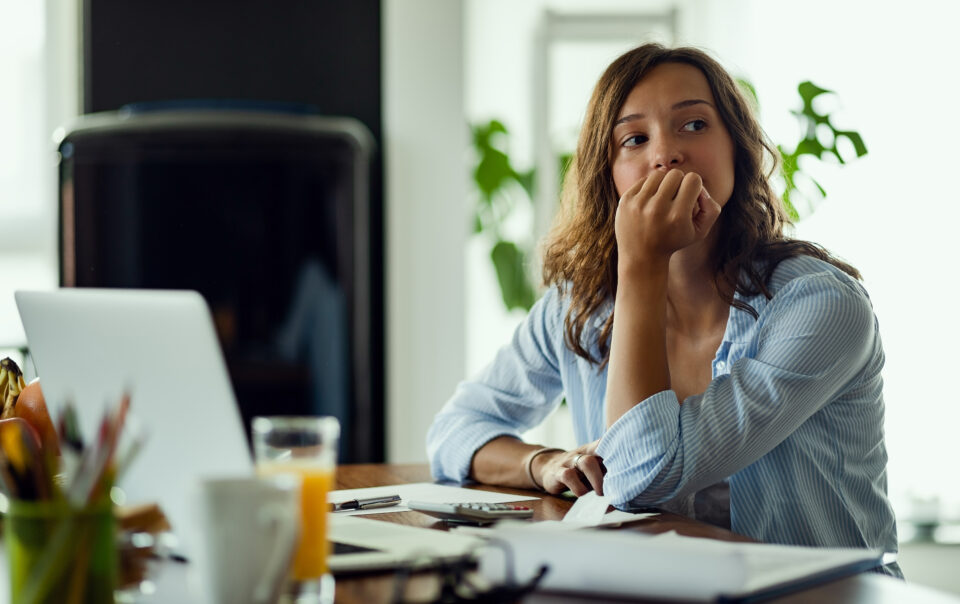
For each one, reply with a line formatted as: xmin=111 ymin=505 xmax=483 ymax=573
xmin=252 ymin=416 xmax=339 ymax=604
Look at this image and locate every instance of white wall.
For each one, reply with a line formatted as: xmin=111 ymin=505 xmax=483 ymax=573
xmin=383 ymin=0 xmax=467 ymax=463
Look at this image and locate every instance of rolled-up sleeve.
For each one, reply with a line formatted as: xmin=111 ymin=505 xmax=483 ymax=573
xmin=597 ymin=273 xmax=879 ymax=508
xmin=427 ymin=287 xmax=566 ymax=483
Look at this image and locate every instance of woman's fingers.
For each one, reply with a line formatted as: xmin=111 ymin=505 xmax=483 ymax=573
xmin=558 ymin=467 xmax=591 ymax=497
xmin=575 ymin=454 xmax=605 ymax=496
xmin=617 ymin=168 xmax=721 ymax=259
xmin=540 ymin=448 xmax=605 ymax=496
xmin=658 ymin=169 xmax=686 ymax=204
xmin=673 ymin=171 xmax=702 ymax=216
xmin=692 ymin=187 xmax=722 ymax=235
xmin=619 ymin=174 xmax=648 ymax=203
xmin=638 ymin=170 xmax=666 ymax=200
xmin=620 ymin=169 xmax=679 ymax=210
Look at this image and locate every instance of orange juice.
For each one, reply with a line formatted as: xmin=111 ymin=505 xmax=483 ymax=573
xmin=258 ymin=462 xmax=336 ymax=579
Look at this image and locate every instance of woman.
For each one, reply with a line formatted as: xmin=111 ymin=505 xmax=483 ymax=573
xmin=427 ymin=43 xmax=899 ymax=574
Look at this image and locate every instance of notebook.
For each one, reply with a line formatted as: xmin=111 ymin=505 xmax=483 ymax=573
xmin=15 ymin=288 xmax=252 ymax=555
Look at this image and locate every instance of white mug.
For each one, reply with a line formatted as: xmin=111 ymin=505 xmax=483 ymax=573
xmin=192 ymin=475 xmax=301 ymax=604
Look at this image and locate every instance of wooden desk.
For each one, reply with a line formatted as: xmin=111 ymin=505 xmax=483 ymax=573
xmin=334 ymin=464 xmax=959 ymax=604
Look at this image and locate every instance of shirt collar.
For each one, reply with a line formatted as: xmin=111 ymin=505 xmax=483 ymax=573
xmin=723 ymin=277 xmax=772 ymax=344
xmin=582 ymin=272 xmax=773 ymax=344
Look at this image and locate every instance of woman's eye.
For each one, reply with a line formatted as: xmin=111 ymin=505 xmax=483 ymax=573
xmin=623 ymin=134 xmax=648 ymax=147
xmin=682 ymin=119 xmax=707 ymax=132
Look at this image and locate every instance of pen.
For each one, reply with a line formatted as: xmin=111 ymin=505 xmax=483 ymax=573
xmin=331 ymin=494 xmax=401 ymax=512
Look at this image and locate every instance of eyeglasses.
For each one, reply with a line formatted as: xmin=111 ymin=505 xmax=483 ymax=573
xmin=390 ymin=541 xmax=549 ymax=604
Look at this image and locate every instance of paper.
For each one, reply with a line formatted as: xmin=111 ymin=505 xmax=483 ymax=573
xmin=561 ymin=491 xmax=654 ymax=527
xmin=477 ymin=523 xmax=884 ymax=601
xmin=562 ymin=491 xmax=610 ymax=524
xmin=327 ymin=514 xmax=485 ymax=573
xmin=329 ymin=482 xmax=538 ymax=516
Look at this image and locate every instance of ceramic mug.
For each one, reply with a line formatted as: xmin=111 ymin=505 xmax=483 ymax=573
xmin=192 ymin=475 xmax=301 ymax=604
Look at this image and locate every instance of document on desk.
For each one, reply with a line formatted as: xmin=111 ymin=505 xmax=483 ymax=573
xmin=329 ymin=482 xmax=538 ymax=516
xmin=477 ymin=523 xmax=885 ymax=602
xmin=485 ymin=491 xmax=652 ymax=530
xmin=560 ymin=491 xmax=654 ymax=527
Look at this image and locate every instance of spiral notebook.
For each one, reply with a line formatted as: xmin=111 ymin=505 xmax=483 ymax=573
xmin=478 ymin=522 xmax=888 ymax=602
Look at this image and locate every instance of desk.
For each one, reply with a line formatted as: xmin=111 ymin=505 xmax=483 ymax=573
xmin=334 ymin=464 xmax=959 ymax=604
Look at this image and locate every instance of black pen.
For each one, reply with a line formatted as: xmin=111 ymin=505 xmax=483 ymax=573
xmin=331 ymin=494 xmax=402 ymax=512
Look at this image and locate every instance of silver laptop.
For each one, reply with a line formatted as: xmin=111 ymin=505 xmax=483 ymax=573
xmin=15 ymin=288 xmax=252 ymax=555
xmin=15 ymin=287 xmax=479 ymax=574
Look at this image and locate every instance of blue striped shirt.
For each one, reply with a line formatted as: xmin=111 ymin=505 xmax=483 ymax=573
xmin=427 ymin=255 xmax=900 ymax=575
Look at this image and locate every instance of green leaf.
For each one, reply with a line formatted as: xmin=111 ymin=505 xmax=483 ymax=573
xmin=737 ymin=78 xmax=759 ymax=109
xmin=778 ymin=81 xmax=868 ymax=221
xmin=474 ymin=150 xmax=513 ymax=199
xmin=472 ymin=120 xmax=511 ymax=175
xmin=829 ymin=146 xmax=846 ymax=165
xmin=835 ymin=130 xmax=868 ymax=157
xmin=490 ymin=240 xmax=536 ymax=311
xmin=516 ymin=169 xmax=535 ymax=198
xmin=782 ymin=188 xmax=800 ymax=221
xmin=795 ymin=82 xmax=833 ymax=130
xmin=810 ymin=176 xmax=826 ymax=198
xmin=557 ymin=152 xmax=573 ymax=184
xmin=797 ymin=81 xmax=832 ymax=107
xmin=794 ymin=137 xmax=826 ymax=159
xmin=778 ymin=145 xmax=798 ymax=176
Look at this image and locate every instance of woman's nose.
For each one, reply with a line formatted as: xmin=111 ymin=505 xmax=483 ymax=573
xmin=652 ymin=139 xmax=684 ymax=171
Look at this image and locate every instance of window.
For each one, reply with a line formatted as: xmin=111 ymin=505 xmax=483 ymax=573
xmin=0 ymin=0 xmax=78 ymax=351
xmin=0 ymin=0 xmax=47 ymax=228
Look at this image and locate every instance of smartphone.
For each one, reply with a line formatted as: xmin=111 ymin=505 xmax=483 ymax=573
xmin=407 ymin=501 xmax=534 ymax=524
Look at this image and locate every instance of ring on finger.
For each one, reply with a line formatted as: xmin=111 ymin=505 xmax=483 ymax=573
xmin=574 ymin=454 xmax=584 ymax=468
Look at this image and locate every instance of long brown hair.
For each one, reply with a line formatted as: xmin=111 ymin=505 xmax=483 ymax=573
xmin=541 ymin=43 xmax=860 ymax=366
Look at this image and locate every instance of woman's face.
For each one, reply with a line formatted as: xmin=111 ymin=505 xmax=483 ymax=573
xmin=610 ymin=62 xmax=736 ymax=207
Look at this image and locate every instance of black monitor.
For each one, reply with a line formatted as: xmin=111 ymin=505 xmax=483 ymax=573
xmin=57 ymin=107 xmax=378 ymax=462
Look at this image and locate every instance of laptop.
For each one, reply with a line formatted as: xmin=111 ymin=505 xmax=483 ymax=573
xmin=15 ymin=288 xmax=253 ymax=555
xmin=15 ymin=288 xmax=480 ymax=573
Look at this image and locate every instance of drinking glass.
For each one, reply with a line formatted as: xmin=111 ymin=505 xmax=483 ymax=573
xmin=252 ymin=416 xmax=340 ymax=604
xmin=5 ymin=499 xmax=118 ymax=604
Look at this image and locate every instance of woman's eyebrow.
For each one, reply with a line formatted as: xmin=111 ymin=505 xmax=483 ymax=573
xmin=614 ymin=99 xmax=714 ymax=126
xmin=673 ymin=98 xmax=713 ymax=111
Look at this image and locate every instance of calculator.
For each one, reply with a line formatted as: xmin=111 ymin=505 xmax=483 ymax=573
xmin=407 ymin=501 xmax=534 ymax=523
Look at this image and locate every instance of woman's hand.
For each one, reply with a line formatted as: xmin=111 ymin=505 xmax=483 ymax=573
xmin=614 ymin=168 xmax=722 ymax=268
xmin=534 ymin=440 xmax=605 ymax=496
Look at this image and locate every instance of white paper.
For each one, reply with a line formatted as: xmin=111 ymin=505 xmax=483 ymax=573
xmin=562 ymin=491 xmax=610 ymax=524
xmin=561 ymin=491 xmax=655 ymax=527
xmin=327 ymin=515 xmax=485 ymax=573
xmin=329 ymin=482 xmax=538 ymax=516
xmin=594 ymin=509 xmax=656 ymax=526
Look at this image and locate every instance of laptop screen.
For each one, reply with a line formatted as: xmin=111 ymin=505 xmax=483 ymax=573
xmin=15 ymin=288 xmax=253 ymax=555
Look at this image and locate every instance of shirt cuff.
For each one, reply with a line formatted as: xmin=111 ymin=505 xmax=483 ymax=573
xmin=429 ymin=422 xmax=520 ymax=483
xmin=596 ymin=389 xmax=681 ymax=506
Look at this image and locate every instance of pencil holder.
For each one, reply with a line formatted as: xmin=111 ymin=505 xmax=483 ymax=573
xmin=5 ymin=499 xmax=118 ymax=604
